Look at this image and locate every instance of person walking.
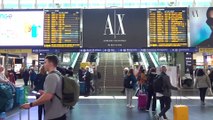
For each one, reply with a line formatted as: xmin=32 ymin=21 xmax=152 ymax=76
xmin=21 ymin=55 xmax=69 ymax=120
xmin=22 ymin=68 xmax=30 ymax=86
xmin=92 ymin=67 xmax=101 ymax=94
xmin=146 ymin=67 xmax=157 ymax=112
xmin=195 ymin=69 xmax=211 ymax=105
xmin=208 ymin=69 xmax=213 ymax=90
xmin=155 ymin=66 xmax=179 ymax=120
xmin=34 ymin=65 xmax=47 ymax=120
xmin=29 ymin=68 xmax=37 ymax=89
xmin=84 ymin=66 xmax=94 ymax=96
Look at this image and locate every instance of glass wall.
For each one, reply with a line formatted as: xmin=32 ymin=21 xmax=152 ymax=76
xmin=88 ymin=0 xmax=105 ymax=8
xmin=70 ymin=0 xmax=88 ymax=8
xmin=54 ymin=0 xmax=71 ymax=8
xmin=37 ymin=0 xmax=53 ymax=9
xmin=20 ymin=0 xmax=35 ymax=9
xmin=0 ymin=0 xmax=213 ymax=9
xmin=4 ymin=0 xmax=18 ymax=9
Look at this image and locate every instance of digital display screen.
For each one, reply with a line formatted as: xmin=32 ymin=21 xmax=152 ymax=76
xmin=44 ymin=9 xmax=80 ymax=48
xmin=83 ymin=9 xmax=147 ymax=48
xmin=149 ymin=8 xmax=187 ymax=47
xmin=0 ymin=10 xmax=44 ymax=47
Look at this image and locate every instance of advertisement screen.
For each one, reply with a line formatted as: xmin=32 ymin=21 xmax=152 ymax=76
xmin=83 ymin=9 xmax=147 ymax=49
xmin=189 ymin=7 xmax=213 ymax=48
xmin=0 ymin=10 xmax=44 ymax=47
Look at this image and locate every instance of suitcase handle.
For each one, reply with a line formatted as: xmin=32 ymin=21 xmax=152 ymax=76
xmin=19 ymin=109 xmax=30 ymax=120
xmin=176 ymin=90 xmax=182 ymax=105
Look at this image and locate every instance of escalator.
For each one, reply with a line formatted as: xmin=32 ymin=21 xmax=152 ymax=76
xmin=144 ymin=52 xmax=155 ymax=68
xmin=97 ymin=53 xmax=130 ymax=89
xmin=73 ymin=53 xmax=84 ymax=74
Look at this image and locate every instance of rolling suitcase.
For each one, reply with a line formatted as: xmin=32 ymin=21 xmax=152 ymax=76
xmin=19 ymin=109 xmax=30 ymax=120
xmin=79 ymin=81 xmax=86 ymax=95
xmin=138 ymin=91 xmax=147 ymax=110
xmin=173 ymin=92 xmax=189 ymax=120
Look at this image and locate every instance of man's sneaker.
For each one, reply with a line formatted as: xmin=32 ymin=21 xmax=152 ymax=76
xmin=129 ymin=105 xmax=135 ymax=108
xmin=126 ymin=104 xmax=130 ymax=107
xmin=145 ymin=109 xmax=149 ymax=112
xmin=154 ymin=114 xmax=163 ymax=120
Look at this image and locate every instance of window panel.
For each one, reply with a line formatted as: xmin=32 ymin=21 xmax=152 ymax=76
xmin=141 ymin=0 xmax=158 ymax=7
xmin=54 ymin=0 xmax=71 ymax=8
xmin=123 ymin=0 xmax=140 ymax=8
xmin=106 ymin=0 xmax=122 ymax=8
xmin=70 ymin=0 xmax=87 ymax=8
xmin=20 ymin=0 xmax=35 ymax=9
xmin=37 ymin=0 xmax=54 ymax=9
xmin=4 ymin=0 xmax=18 ymax=9
xmin=89 ymin=0 xmax=105 ymax=8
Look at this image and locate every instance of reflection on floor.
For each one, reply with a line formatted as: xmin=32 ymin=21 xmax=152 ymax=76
xmin=6 ymin=94 xmax=213 ymax=120
xmin=8 ymin=79 xmax=213 ymax=120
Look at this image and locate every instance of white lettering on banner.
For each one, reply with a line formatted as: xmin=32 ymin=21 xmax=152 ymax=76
xmin=103 ymin=10 xmax=126 ymax=38
xmin=116 ymin=14 xmax=125 ymax=35
xmin=104 ymin=15 xmax=114 ymax=35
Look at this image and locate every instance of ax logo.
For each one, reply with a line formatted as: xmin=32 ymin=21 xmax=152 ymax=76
xmin=103 ymin=10 xmax=126 ymax=38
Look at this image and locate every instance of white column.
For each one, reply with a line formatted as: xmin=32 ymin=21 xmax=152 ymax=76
xmin=18 ymin=0 xmax=20 ymax=9
xmin=1 ymin=0 xmax=4 ymax=9
xmin=35 ymin=0 xmax=37 ymax=9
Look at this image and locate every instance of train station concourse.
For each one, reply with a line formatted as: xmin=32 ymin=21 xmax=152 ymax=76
xmin=1 ymin=0 xmax=213 ymax=120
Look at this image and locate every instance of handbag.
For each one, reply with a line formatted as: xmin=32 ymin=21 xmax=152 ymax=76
xmin=207 ymin=88 xmax=213 ymax=96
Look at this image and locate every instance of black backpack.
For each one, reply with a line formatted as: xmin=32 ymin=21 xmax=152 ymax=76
xmin=124 ymin=76 xmax=133 ymax=88
xmin=153 ymin=75 xmax=164 ymax=93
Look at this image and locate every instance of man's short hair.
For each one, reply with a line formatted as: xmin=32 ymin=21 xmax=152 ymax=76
xmin=45 ymin=55 xmax=59 ymax=67
xmin=206 ymin=7 xmax=213 ymax=18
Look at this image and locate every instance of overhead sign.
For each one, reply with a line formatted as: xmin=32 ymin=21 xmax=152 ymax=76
xmin=44 ymin=9 xmax=81 ymax=48
xmin=83 ymin=9 xmax=147 ymax=48
xmin=0 ymin=49 xmax=32 ymax=53
xmin=149 ymin=8 xmax=188 ymax=47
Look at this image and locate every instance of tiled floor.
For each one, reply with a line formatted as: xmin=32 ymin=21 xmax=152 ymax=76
xmin=5 ymin=79 xmax=213 ymax=120
xmin=5 ymin=95 xmax=213 ymax=120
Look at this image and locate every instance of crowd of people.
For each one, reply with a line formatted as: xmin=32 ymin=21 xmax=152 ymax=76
xmin=78 ymin=66 xmax=101 ymax=96
xmin=122 ymin=65 xmax=179 ymax=120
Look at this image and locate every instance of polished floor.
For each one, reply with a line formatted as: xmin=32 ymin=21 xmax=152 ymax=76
xmin=5 ymin=79 xmax=213 ymax=120
xmin=6 ymin=93 xmax=213 ymax=120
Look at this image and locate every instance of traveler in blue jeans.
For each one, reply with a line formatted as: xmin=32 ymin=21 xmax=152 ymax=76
xmin=155 ymin=66 xmax=179 ymax=120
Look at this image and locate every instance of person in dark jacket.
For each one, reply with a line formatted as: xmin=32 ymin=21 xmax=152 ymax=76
xmin=67 ymin=67 xmax=73 ymax=77
xmin=22 ymin=68 xmax=29 ymax=86
xmin=155 ymin=66 xmax=179 ymax=120
xmin=30 ymin=68 xmax=37 ymax=89
xmin=34 ymin=65 xmax=47 ymax=120
xmin=78 ymin=67 xmax=85 ymax=82
xmin=146 ymin=67 xmax=157 ymax=112
xmin=125 ymin=69 xmax=137 ymax=108
xmin=208 ymin=69 xmax=213 ymax=90
xmin=84 ymin=66 xmax=94 ymax=96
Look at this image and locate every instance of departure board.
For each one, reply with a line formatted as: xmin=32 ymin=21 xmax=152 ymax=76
xmin=44 ymin=9 xmax=80 ymax=48
xmin=149 ymin=8 xmax=187 ymax=47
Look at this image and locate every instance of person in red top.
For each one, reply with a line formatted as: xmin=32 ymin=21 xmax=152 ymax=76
xmin=8 ymin=70 xmax=15 ymax=84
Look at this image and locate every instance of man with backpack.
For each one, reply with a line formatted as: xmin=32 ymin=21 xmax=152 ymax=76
xmin=21 ymin=55 xmax=69 ymax=120
xmin=154 ymin=66 xmax=179 ymax=120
